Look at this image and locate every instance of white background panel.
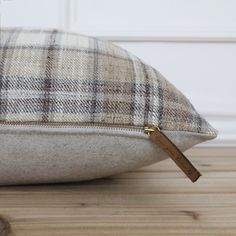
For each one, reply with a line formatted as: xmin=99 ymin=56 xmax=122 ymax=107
xmin=0 ymin=0 xmax=235 ymax=146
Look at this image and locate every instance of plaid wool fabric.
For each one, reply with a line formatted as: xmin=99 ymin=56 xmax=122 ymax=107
xmin=0 ymin=27 xmax=216 ymax=136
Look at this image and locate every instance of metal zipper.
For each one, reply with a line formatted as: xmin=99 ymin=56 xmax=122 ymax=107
xmin=0 ymin=121 xmax=144 ymax=132
xmin=0 ymin=121 xmax=201 ymax=182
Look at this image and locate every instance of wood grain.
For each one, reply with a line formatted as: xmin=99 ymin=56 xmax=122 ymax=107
xmin=0 ymin=148 xmax=235 ymax=236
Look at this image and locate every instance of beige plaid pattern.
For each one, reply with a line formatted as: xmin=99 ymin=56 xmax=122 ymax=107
xmin=0 ymin=27 xmax=217 ymax=136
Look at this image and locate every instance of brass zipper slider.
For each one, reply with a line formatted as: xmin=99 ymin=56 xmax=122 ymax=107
xmin=144 ymin=126 xmax=201 ymax=183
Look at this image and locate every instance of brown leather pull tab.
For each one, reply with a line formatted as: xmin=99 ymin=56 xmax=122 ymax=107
xmin=145 ymin=127 xmax=201 ymax=182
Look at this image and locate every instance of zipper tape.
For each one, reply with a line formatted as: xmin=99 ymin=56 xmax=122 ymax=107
xmin=145 ymin=127 xmax=201 ymax=182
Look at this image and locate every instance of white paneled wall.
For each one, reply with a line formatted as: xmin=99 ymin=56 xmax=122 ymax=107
xmin=1 ymin=0 xmax=236 ymax=147
xmin=0 ymin=0 xmax=65 ymax=28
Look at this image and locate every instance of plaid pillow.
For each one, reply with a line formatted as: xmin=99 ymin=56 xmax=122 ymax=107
xmin=0 ymin=27 xmax=217 ymax=185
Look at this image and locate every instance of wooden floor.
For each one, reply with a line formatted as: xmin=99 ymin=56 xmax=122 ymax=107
xmin=0 ymin=148 xmax=235 ymax=236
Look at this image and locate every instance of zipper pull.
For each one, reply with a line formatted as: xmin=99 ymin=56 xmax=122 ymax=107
xmin=144 ymin=126 xmax=201 ymax=182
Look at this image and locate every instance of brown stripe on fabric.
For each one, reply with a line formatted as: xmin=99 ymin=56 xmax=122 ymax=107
xmin=3 ymin=75 xmax=140 ymax=94
xmin=42 ymin=30 xmax=58 ymax=122
xmin=0 ymin=30 xmax=14 ymax=119
xmin=125 ymin=52 xmax=136 ymax=125
xmin=0 ymin=46 xmax=131 ymax=62
xmin=141 ymin=61 xmax=151 ymax=126
xmin=90 ymin=39 xmax=99 ymax=122
xmin=0 ymin=29 xmax=21 ymax=121
xmin=153 ymin=69 xmax=164 ymax=128
xmin=5 ymin=98 xmax=135 ymax=116
xmin=163 ymin=107 xmax=196 ymax=121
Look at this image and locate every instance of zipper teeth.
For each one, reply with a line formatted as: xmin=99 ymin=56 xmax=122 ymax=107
xmin=0 ymin=121 xmax=145 ymax=132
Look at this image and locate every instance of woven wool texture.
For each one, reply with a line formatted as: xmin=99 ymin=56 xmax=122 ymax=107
xmin=0 ymin=27 xmax=216 ymax=136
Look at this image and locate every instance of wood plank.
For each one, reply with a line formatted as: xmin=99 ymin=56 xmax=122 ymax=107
xmin=0 ymin=148 xmax=235 ymax=236
xmin=137 ymin=156 xmax=236 ymax=172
